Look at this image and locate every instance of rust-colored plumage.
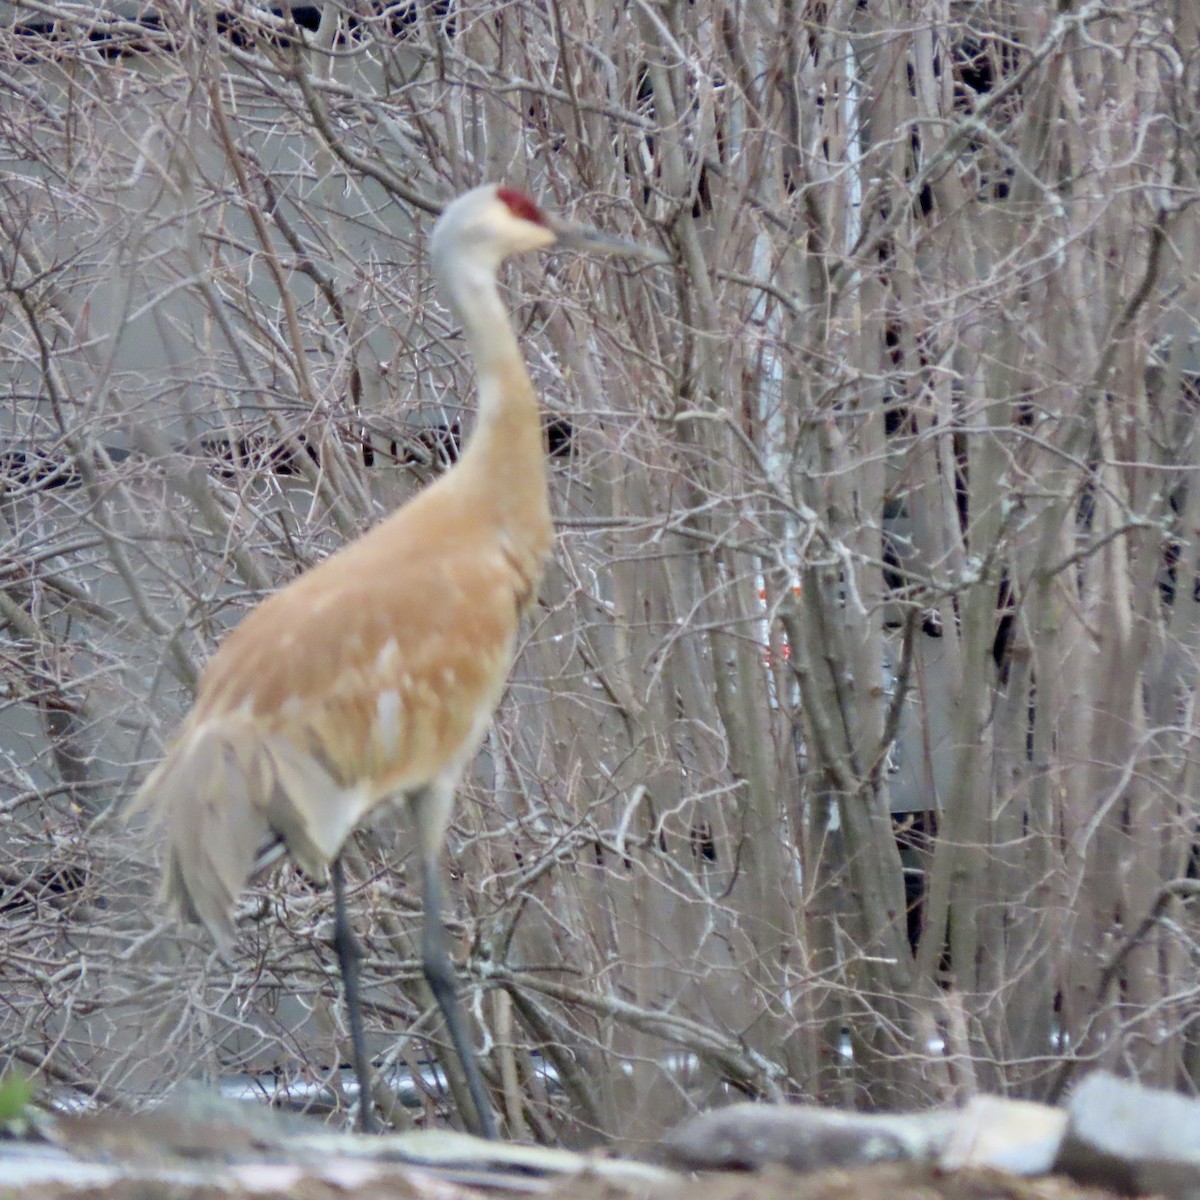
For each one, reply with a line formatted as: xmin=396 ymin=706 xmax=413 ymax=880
xmin=139 ymin=360 xmax=551 ymax=949
xmin=129 ymin=184 xmax=662 ymax=1138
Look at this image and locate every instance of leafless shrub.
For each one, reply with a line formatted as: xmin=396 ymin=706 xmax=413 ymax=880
xmin=3 ymin=0 xmax=1200 ymax=1148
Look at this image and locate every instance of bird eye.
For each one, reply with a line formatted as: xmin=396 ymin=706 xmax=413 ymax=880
xmin=495 ymin=186 xmax=545 ymax=226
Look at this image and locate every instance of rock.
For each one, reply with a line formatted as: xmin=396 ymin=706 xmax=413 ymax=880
xmin=939 ymin=1096 xmax=1067 ymax=1174
xmin=660 ymin=1103 xmax=952 ymax=1173
xmin=44 ymin=1086 xmax=317 ymax=1161
xmin=1053 ymin=1071 xmax=1200 ymax=1199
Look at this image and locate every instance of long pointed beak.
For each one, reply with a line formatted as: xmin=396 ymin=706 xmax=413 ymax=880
xmin=549 ymin=217 xmax=670 ymax=264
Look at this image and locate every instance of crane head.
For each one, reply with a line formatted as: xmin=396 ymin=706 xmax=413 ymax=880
xmin=432 ymin=184 xmax=665 ymax=271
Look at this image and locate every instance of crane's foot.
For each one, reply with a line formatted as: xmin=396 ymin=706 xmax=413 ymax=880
xmin=332 ymin=857 xmax=378 ymax=1135
xmin=421 ymin=858 xmax=499 ymax=1139
xmin=423 ymin=943 xmax=499 ymax=1140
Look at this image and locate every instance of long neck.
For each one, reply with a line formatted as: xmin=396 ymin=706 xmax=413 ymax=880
xmin=436 ymin=249 xmax=552 ymax=563
xmin=438 ymin=253 xmax=539 ymax=436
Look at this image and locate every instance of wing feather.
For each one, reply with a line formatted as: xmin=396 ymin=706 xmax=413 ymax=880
xmin=134 ymin=723 xmax=270 ymax=953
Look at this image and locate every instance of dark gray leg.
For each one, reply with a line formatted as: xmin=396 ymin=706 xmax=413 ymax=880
xmin=332 ymin=857 xmax=377 ymax=1134
xmin=421 ymin=856 xmax=498 ymax=1139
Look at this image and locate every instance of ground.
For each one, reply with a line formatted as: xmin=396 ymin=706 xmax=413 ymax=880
xmin=5 ymin=1161 xmax=1133 ymax=1200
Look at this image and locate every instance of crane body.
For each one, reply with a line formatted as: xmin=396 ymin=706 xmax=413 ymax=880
xmin=149 ymin=401 xmax=551 ymax=947
xmin=129 ymin=184 xmax=661 ymax=1137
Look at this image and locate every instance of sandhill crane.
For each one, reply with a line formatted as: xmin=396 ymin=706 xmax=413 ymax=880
xmin=128 ymin=184 xmax=663 ymax=1136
